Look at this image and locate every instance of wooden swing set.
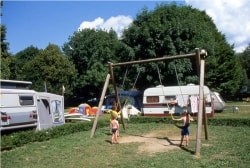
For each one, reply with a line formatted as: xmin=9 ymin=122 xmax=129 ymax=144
xmin=90 ymin=48 xmax=208 ymax=157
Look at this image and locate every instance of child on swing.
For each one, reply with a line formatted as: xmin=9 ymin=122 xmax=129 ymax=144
xmin=172 ymin=109 xmax=194 ymax=147
xmin=110 ymin=103 xmax=120 ymax=137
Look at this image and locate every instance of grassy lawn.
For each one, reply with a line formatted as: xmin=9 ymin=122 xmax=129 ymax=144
xmin=1 ymin=101 xmax=250 ymax=168
xmin=2 ymin=124 xmax=250 ymax=167
xmin=215 ymin=101 xmax=250 ymax=119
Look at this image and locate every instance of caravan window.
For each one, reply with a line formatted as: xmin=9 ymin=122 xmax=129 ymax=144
xmin=19 ymin=96 xmax=34 ymax=105
xmin=165 ymin=96 xmax=176 ymax=103
xmin=147 ymin=96 xmax=159 ymax=103
xmin=51 ymin=100 xmax=63 ymax=123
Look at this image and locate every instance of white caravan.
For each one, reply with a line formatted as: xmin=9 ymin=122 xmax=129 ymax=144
xmin=211 ymin=91 xmax=226 ymax=112
xmin=0 ymin=89 xmax=38 ymax=131
xmin=0 ymin=80 xmax=64 ymax=131
xmin=142 ymin=85 xmax=214 ymax=116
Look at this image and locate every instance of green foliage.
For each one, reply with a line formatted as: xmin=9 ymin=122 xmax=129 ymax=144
xmin=206 ymin=41 xmax=244 ymax=97
xmin=128 ymin=116 xmax=250 ymax=127
xmin=1 ymin=24 xmax=9 ymax=54
xmin=237 ymin=45 xmax=250 ymax=90
xmin=122 ymin=4 xmax=243 ymax=96
xmin=240 ymin=45 xmax=250 ymax=79
xmin=0 ymin=24 xmax=12 ymax=79
xmin=21 ymin=44 xmax=77 ymax=96
xmin=1 ymin=122 xmax=91 ymax=150
xmin=0 ymin=55 xmax=12 ymax=79
xmin=63 ymin=29 xmax=133 ymax=98
xmin=208 ymin=118 xmax=250 ymax=127
xmin=12 ymin=45 xmax=40 ymax=80
xmin=1 ymin=117 xmax=109 ymax=151
xmin=128 ymin=116 xmax=174 ymax=124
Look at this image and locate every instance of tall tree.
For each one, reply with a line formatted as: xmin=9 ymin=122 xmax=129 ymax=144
xmin=63 ymin=29 xmax=134 ymax=99
xmin=0 ymin=24 xmax=12 ymax=79
xmin=122 ymin=4 xmax=243 ymax=97
xmin=239 ymin=44 xmax=250 ymax=81
xmin=12 ymin=45 xmax=40 ymax=79
xmin=237 ymin=44 xmax=250 ymax=95
xmin=22 ymin=44 xmax=77 ymax=96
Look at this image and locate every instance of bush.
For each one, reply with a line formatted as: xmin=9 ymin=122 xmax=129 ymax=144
xmin=129 ymin=116 xmax=250 ymax=127
xmin=129 ymin=116 xmax=174 ymax=124
xmin=1 ymin=121 xmax=94 ymax=151
xmin=208 ymin=118 xmax=250 ymax=127
xmin=1 ymin=116 xmax=249 ymax=151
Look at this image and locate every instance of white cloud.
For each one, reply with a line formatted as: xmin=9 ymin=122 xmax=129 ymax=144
xmin=78 ymin=17 xmax=104 ymax=30
xmin=78 ymin=2 xmax=250 ymax=52
xmin=185 ymin=0 xmax=250 ymax=53
xmin=78 ymin=15 xmax=133 ymax=38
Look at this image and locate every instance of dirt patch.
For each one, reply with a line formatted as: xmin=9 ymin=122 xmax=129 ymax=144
xmin=118 ymin=130 xmax=181 ymax=155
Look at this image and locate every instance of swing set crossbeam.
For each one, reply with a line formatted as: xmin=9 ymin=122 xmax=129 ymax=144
xmin=110 ymin=53 xmax=197 ymax=67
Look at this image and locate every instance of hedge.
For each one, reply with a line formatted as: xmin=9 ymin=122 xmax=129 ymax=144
xmin=128 ymin=116 xmax=250 ymax=127
xmin=1 ymin=119 xmax=107 ymax=151
xmin=1 ymin=117 xmax=249 ymax=151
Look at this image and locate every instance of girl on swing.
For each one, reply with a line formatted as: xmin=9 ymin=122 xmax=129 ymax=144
xmin=171 ymin=109 xmax=194 ymax=147
xmin=110 ymin=102 xmax=120 ymax=138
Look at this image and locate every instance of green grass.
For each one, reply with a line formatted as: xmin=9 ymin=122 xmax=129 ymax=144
xmin=1 ymin=101 xmax=250 ymax=168
xmin=2 ymin=122 xmax=250 ymax=168
xmin=215 ymin=101 xmax=250 ymax=119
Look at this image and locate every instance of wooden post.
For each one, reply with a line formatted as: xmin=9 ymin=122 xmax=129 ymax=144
xmin=108 ymin=62 xmax=125 ymax=130
xmin=195 ymin=49 xmax=205 ymax=157
xmin=211 ymin=96 xmax=215 ymax=117
xmin=90 ymin=74 xmax=110 ymax=138
xmin=195 ymin=48 xmax=201 ymax=74
xmin=200 ymin=50 xmax=208 ymax=141
xmin=203 ymin=98 xmax=208 ymax=140
xmin=111 ymin=53 xmax=196 ymax=67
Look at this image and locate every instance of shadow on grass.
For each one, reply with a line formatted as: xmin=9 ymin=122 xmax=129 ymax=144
xmin=105 ymin=139 xmax=112 ymax=144
xmin=162 ymin=137 xmax=195 ymax=154
xmin=179 ymin=146 xmax=195 ymax=154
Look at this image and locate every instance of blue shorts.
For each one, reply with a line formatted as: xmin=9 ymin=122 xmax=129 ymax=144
xmin=181 ymin=123 xmax=190 ymax=136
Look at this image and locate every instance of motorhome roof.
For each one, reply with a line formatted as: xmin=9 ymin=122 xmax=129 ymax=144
xmin=0 ymin=79 xmax=32 ymax=89
xmin=144 ymin=85 xmax=211 ymax=96
xmin=37 ymin=92 xmax=63 ymax=99
xmin=0 ymin=88 xmax=37 ymax=94
xmin=0 ymin=79 xmax=32 ymax=85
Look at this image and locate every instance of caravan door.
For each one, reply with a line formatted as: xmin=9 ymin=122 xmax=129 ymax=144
xmin=37 ymin=93 xmax=64 ymax=130
xmin=37 ymin=97 xmax=53 ymax=130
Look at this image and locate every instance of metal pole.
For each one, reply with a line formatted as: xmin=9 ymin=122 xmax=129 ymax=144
xmin=90 ymin=74 xmax=110 ymax=138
